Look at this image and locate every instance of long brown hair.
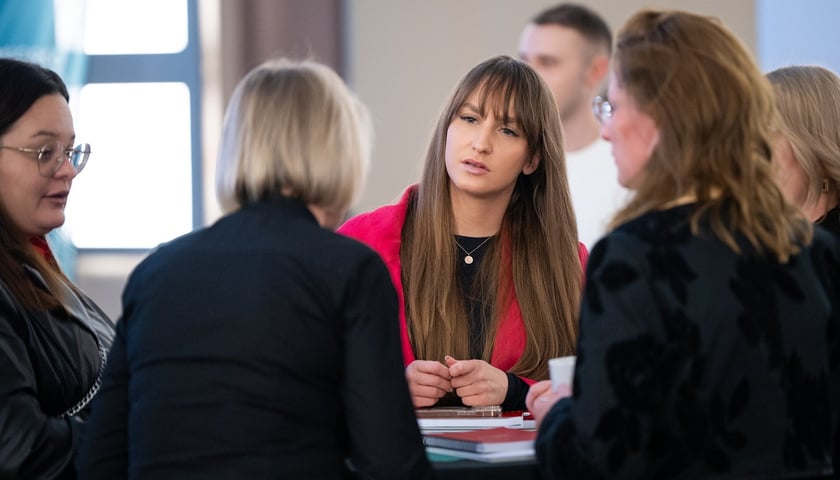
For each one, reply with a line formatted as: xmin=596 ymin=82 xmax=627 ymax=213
xmin=402 ymin=55 xmax=582 ymax=380
xmin=609 ymin=10 xmax=810 ymax=261
xmin=0 ymin=222 xmax=68 ymax=311
xmin=0 ymin=58 xmax=73 ymax=312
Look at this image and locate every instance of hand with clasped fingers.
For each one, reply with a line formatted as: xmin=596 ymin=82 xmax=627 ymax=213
xmin=405 ymin=355 xmax=512 ymax=408
xmin=444 ymin=355 xmax=508 ymax=407
xmin=405 ymin=360 xmax=453 ymax=408
xmin=525 ymin=380 xmax=571 ymax=429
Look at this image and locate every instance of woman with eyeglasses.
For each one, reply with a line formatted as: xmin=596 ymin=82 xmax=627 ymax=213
xmin=0 ymin=58 xmax=114 ymax=479
xmin=526 ymin=10 xmax=840 ymax=479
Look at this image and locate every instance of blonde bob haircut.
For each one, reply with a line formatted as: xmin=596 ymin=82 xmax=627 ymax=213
xmin=216 ymin=58 xmax=372 ymax=217
xmin=767 ymin=65 xmax=840 ymax=205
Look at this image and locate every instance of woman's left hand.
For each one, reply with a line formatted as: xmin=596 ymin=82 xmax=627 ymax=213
xmin=444 ymin=355 xmax=508 ymax=406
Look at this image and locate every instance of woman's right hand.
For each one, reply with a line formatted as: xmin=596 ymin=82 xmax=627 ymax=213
xmin=525 ymin=380 xmax=570 ymax=429
xmin=405 ymin=360 xmax=452 ymax=408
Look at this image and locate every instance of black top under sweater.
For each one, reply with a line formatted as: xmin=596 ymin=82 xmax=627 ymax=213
xmin=451 ymin=235 xmax=529 ymax=411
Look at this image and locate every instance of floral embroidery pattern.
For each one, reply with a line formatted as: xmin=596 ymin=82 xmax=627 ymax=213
xmin=540 ymin=205 xmax=840 ymax=479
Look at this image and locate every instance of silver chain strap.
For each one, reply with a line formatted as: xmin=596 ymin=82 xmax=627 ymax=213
xmin=58 ymin=341 xmax=107 ymax=418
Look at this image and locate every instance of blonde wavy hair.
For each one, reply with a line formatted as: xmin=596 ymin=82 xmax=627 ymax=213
xmin=767 ymin=65 xmax=840 ymax=206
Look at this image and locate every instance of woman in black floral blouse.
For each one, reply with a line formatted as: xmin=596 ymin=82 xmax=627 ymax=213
xmin=526 ymin=9 xmax=840 ymax=480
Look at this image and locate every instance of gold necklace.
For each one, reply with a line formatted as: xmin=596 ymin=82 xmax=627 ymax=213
xmin=454 ymin=236 xmax=494 ymax=265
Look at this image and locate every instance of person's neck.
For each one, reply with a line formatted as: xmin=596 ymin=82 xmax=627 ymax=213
xmin=561 ymin=106 xmax=602 ymax=153
xmin=450 ymin=190 xmax=508 ymax=237
xmin=804 ymin=192 xmax=840 ymax=223
xmin=307 ymin=204 xmax=343 ymax=230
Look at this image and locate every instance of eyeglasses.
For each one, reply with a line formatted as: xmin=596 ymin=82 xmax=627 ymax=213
xmin=592 ymin=96 xmax=613 ymax=124
xmin=0 ymin=141 xmax=91 ymax=177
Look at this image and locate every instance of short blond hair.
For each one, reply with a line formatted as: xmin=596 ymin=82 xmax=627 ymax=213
xmin=216 ymin=58 xmax=372 ymax=216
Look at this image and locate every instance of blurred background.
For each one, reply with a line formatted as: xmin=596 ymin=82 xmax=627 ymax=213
xmin=1 ymin=0 xmax=837 ymax=319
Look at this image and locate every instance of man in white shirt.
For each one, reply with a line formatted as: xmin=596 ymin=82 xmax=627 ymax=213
xmin=519 ymin=3 xmax=626 ymax=249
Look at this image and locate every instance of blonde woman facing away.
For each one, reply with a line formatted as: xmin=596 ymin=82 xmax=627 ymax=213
xmin=340 ymin=55 xmax=587 ymax=412
xmin=527 ymin=10 xmax=840 ymax=479
xmin=78 ymin=58 xmax=433 ymax=480
xmin=767 ymin=65 xmax=840 ymax=236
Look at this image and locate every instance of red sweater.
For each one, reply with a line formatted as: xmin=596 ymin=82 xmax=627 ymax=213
xmin=338 ymin=187 xmax=589 ymax=384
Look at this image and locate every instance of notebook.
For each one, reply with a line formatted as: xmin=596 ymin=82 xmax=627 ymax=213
xmin=423 ymin=426 xmax=536 ymax=453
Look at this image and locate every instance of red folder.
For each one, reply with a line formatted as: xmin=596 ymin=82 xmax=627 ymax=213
xmin=422 ymin=426 xmax=536 ymax=453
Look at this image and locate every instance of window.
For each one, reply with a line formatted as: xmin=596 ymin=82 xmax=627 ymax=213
xmin=63 ymin=0 xmax=201 ymax=250
xmin=69 ymin=82 xmax=193 ymax=248
xmin=82 ymin=0 xmax=188 ymax=55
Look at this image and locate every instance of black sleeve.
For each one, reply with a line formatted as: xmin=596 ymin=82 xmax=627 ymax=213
xmin=75 ymin=316 xmax=130 ymax=478
xmin=501 ymin=373 xmax=529 ymax=411
xmin=340 ymin=252 xmax=434 ymax=480
xmin=0 ymin=290 xmax=75 ymax=479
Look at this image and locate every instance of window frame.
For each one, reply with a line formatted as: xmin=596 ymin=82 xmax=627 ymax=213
xmin=78 ymin=0 xmax=202 ymax=252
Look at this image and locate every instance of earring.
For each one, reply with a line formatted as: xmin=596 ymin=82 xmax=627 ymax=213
xmin=822 ymin=178 xmax=830 ymax=193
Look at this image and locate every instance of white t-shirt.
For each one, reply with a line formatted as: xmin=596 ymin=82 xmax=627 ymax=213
xmin=564 ymin=138 xmax=628 ymax=251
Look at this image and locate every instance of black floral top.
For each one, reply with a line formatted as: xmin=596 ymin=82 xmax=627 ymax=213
xmin=536 ymin=204 xmax=840 ymax=479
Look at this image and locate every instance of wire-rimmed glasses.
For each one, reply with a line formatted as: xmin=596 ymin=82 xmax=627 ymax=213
xmin=0 ymin=141 xmax=91 ymax=177
xmin=592 ymin=96 xmax=613 ymax=124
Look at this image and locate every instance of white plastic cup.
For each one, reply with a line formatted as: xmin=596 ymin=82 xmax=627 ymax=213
xmin=548 ymin=355 xmax=576 ymax=392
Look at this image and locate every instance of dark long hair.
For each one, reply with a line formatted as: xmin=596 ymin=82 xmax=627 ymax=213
xmin=0 ymin=58 xmax=73 ymax=311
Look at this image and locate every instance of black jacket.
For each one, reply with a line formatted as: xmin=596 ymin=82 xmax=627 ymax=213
xmin=77 ymin=197 xmax=433 ymax=480
xmin=0 ymin=267 xmax=114 ymax=479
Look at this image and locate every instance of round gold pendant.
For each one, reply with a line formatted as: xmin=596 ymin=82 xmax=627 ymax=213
xmin=464 ymin=255 xmax=474 ymax=264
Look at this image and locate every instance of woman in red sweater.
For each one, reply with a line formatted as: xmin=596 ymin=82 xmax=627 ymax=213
xmin=340 ymin=55 xmax=587 ymax=411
